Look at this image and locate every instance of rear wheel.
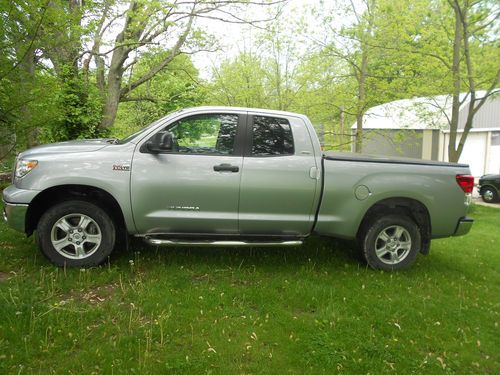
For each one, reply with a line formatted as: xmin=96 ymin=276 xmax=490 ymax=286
xmin=37 ymin=200 xmax=115 ymax=267
xmin=361 ymin=214 xmax=421 ymax=271
xmin=481 ymin=187 xmax=498 ymax=203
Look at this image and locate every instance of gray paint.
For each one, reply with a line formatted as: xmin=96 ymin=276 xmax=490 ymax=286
xmin=316 ymin=157 xmax=470 ymax=239
xmin=238 ymin=116 xmax=319 ymax=236
xmin=3 ymin=106 xmax=470 ymax=245
xmin=131 ymin=152 xmax=243 ymax=234
xmin=13 ymin=142 xmax=138 ymax=233
xmin=458 ymin=96 xmax=500 ymax=130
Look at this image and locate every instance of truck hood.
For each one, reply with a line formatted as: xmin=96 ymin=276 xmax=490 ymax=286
xmin=19 ymin=139 xmax=112 ymax=158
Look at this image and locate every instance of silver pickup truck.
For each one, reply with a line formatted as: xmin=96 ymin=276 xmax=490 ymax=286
xmin=3 ymin=106 xmax=474 ymax=270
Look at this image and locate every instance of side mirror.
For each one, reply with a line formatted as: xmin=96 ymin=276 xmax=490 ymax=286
xmin=146 ymin=131 xmax=173 ymax=153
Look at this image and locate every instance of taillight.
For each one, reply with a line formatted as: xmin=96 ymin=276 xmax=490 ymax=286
xmin=456 ymin=175 xmax=474 ymax=193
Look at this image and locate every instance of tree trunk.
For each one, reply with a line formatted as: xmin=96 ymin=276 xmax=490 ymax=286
xmin=99 ymin=22 xmax=130 ymax=130
xmin=101 ymin=76 xmax=122 ymax=130
xmin=353 ymin=0 xmax=374 ymax=154
xmin=101 ymin=49 xmax=127 ymax=129
xmin=98 ymin=2 xmax=193 ymax=130
xmin=355 ymin=48 xmax=368 ymax=153
xmin=447 ymin=1 xmax=463 ymax=163
xmin=340 ymin=106 xmax=345 ymax=147
xmin=17 ymin=42 xmax=37 ymax=147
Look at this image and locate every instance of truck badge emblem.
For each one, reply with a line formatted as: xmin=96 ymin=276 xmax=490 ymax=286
xmin=112 ymin=164 xmax=130 ymax=171
xmin=168 ymin=206 xmax=200 ymax=211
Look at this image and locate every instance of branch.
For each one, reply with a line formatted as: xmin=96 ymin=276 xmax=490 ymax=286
xmin=0 ymin=141 xmax=17 ymax=162
xmin=82 ymin=1 xmax=111 ymax=73
xmin=120 ymin=96 xmax=159 ymax=103
xmin=0 ymin=3 xmax=48 ymax=80
xmin=330 ymin=31 xmax=452 ymax=70
xmin=192 ymin=6 xmax=284 ymax=30
xmin=79 ymin=41 xmax=161 ymax=60
xmin=471 ymin=74 xmax=500 ymax=116
xmin=120 ymin=14 xmax=195 ymax=98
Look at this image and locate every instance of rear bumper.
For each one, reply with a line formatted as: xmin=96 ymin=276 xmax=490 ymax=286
xmin=453 ymin=217 xmax=473 ymax=237
xmin=3 ymin=201 xmax=28 ymax=233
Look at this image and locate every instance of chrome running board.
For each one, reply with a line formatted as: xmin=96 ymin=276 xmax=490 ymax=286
xmin=144 ymin=237 xmax=303 ymax=247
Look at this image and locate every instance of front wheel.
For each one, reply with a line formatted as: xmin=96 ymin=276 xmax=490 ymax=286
xmin=37 ymin=200 xmax=116 ymax=267
xmin=481 ymin=187 xmax=498 ymax=203
xmin=361 ymin=214 xmax=421 ymax=271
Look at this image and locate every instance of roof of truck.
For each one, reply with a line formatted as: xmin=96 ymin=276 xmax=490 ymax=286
xmin=180 ymin=106 xmax=308 ymax=119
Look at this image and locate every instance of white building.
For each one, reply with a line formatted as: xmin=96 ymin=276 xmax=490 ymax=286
xmin=351 ymin=92 xmax=500 ymax=177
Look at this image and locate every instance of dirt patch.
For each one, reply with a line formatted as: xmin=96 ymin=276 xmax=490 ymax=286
xmin=192 ymin=273 xmax=210 ymax=283
xmin=0 ymin=271 xmax=10 ymax=282
xmin=59 ymin=283 xmax=119 ymax=305
xmin=0 ymin=244 xmax=16 ymax=250
xmin=0 ymin=172 xmax=11 ymax=182
xmin=230 ymin=278 xmax=255 ymax=287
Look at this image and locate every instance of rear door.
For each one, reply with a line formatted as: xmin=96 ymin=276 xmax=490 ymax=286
xmin=131 ymin=112 xmax=245 ymax=235
xmin=238 ymin=114 xmax=320 ymax=236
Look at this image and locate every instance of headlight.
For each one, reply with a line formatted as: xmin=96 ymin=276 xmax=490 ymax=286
xmin=15 ymin=159 xmax=38 ymax=178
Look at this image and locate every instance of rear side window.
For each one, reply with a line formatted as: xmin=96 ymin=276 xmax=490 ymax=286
xmin=251 ymin=116 xmax=294 ymax=156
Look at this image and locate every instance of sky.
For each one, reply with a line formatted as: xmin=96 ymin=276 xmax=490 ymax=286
xmin=191 ymin=0 xmax=322 ymax=79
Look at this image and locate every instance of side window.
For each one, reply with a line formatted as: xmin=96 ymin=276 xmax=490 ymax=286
xmin=492 ymin=131 xmax=500 ymax=146
xmin=167 ymin=114 xmax=238 ymax=155
xmin=251 ymin=116 xmax=294 ymax=156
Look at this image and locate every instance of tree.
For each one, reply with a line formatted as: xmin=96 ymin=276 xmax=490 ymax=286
xmin=310 ymin=0 xmax=377 ymax=153
xmin=38 ymin=0 xmax=285 ymax=131
xmin=208 ymin=17 xmax=303 ymax=111
xmin=446 ymin=0 xmax=499 ymax=162
xmin=1 ymin=0 xmax=285 ymax=158
xmin=209 ymin=51 xmax=268 ymax=108
xmin=114 ymin=52 xmax=206 ymax=137
xmin=0 ymin=0 xmax=63 ymax=150
xmin=259 ymin=18 xmax=302 ymax=111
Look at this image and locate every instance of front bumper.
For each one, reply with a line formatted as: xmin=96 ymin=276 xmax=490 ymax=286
xmin=3 ymin=201 xmax=28 ymax=233
xmin=453 ymin=217 xmax=473 ymax=237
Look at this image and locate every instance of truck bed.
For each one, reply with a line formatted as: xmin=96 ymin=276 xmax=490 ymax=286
xmin=315 ymin=152 xmax=471 ymax=240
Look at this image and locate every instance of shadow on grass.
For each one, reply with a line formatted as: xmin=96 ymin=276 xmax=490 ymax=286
xmin=111 ymin=236 xmax=363 ymax=271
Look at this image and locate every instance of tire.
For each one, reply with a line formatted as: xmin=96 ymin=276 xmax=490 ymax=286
xmin=361 ymin=214 xmax=421 ymax=271
xmin=481 ymin=187 xmax=498 ymax=203
xmin=37 ymin=200 xmax=116 ymax=267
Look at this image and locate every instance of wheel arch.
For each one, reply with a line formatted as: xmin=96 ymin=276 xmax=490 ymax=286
xmin=480 ymin=184 xmax=499 ymax=194
xmin=26 ymin=185 xmax=127 ymax=248
xmin=356 ymin=197 xmax=431 ymax=254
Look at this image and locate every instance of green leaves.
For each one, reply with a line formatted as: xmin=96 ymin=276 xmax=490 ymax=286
xmin=113 ymin=53 xmax=206 ymax=137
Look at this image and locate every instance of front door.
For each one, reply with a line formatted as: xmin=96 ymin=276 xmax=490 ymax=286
xmin=131 ymin=112 xmax=245 ymax=235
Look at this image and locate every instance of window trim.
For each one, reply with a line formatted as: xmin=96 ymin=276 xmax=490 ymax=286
xmin=140 ymin=113 xmax=247 ymax=157
xmin=244 ymin=114 xmax=295 ymax=157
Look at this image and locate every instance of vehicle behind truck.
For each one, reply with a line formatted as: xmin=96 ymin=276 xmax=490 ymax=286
xmin=3 ymin=107 xmax=474 ymax=270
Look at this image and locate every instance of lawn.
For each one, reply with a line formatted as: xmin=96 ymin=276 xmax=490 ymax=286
xmin=0 ymin=204 xmax=498 ymax=374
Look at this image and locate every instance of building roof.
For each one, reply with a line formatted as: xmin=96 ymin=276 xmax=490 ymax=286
xmin=353 ymin=90 xmax=499 ymax=131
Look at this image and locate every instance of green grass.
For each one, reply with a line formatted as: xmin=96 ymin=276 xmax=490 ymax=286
xmin=0 ymin=205 xmax=499 ymax=374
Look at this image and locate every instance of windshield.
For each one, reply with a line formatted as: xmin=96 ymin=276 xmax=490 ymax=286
xmin=117 ymin=110 xmax=184 ymax=144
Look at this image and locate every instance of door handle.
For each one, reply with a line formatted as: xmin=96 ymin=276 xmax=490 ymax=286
xmin=213 ymin=163 xmax=239 ymax=172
